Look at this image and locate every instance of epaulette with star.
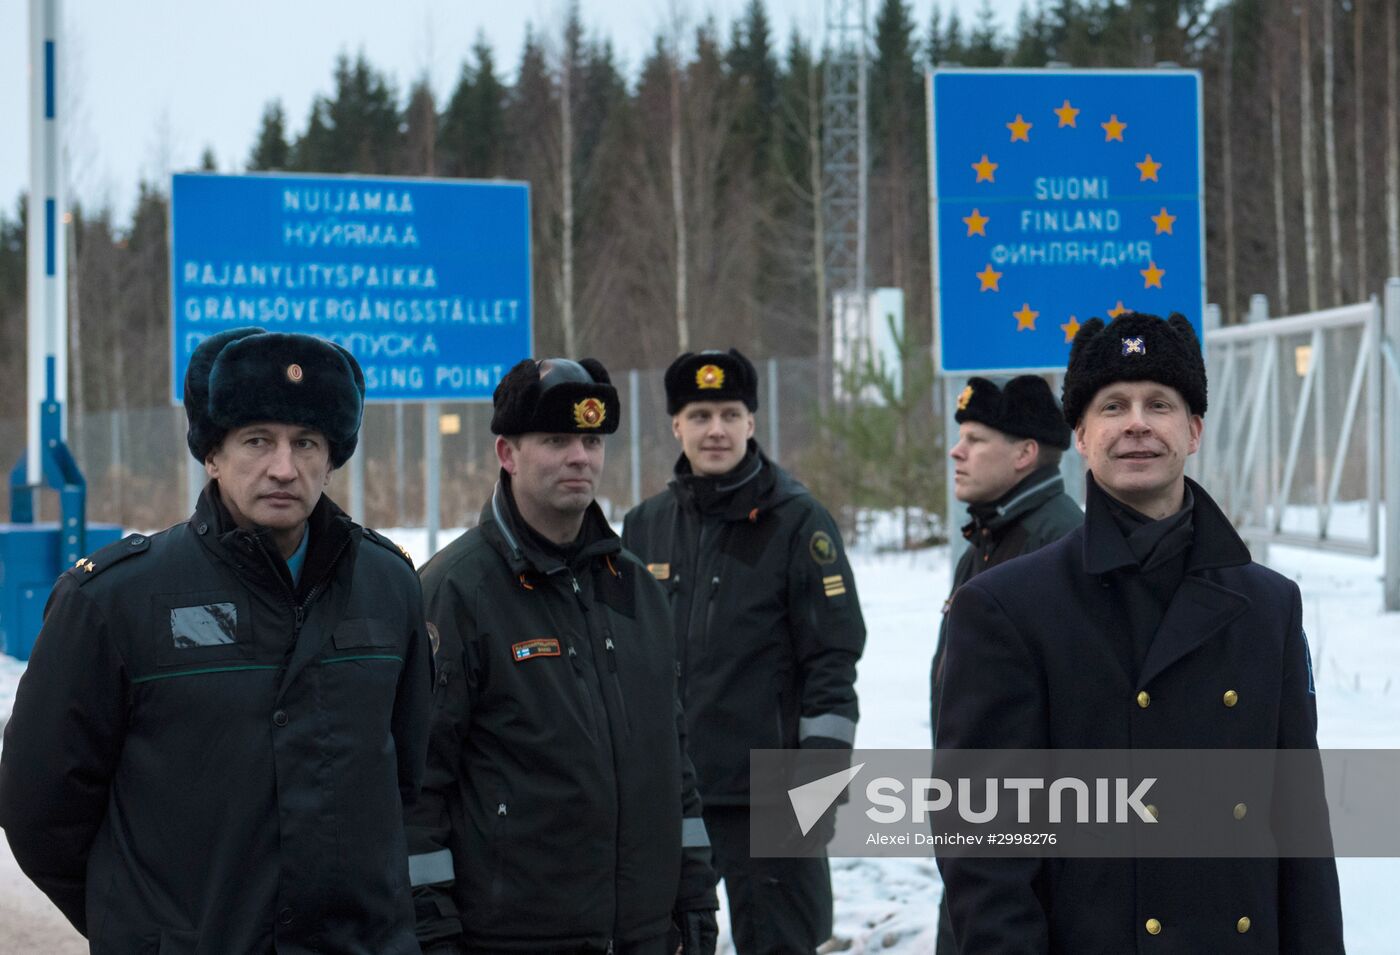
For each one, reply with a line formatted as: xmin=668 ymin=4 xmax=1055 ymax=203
xmin=68 ymin=533 xmax=152 ymax=585
xmin=362 ymin=527 xmax=416 ymax=570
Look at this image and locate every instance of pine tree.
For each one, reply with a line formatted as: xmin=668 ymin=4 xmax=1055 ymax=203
xmin=291 ymin=53 xmax=400 ymax=174
xmin=726 ymin=0 xmax=779 ymax=177
xmin=400 ymin=78 xmax=437 ymax=175
xmin=870 ymin=0 xmax=928 ymax=301
xmin=247 ymin=101 xmax=290 ymax=170
xmin=965 ymin=0 xmax=1006 ymax=66
xmin=439 ymin=36 xmax=507 ymax=179
xmin=1010 ymin=1 xmax=1053 ymax=66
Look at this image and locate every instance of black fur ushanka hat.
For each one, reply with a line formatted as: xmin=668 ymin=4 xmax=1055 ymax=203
xmin=490 ymin=357 xmax=620 ymax=436
xmin=185 ymin=328 xmax=365 ymax=467
xmin=663 ymin=348 xmax=759 ymax=415
xmin=954 ymin=375 xmax=1071 ymax=450
xmin=1061 ymin=311 xmax=1207 ymax=427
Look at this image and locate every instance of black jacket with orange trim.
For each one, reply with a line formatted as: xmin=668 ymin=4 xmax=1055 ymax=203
xmin=405 ymin=475 xmax=717 ymax=952
xmin=622 ymin=446 xmax=866 ymax=805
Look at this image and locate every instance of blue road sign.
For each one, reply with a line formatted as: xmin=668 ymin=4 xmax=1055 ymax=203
xmin=929 ymin=69 xmax=1203 ymax=374
xmin=170 ymin=172 xmax=531 ymax=401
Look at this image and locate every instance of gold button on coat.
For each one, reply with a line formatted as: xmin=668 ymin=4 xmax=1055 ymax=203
xmin=1136 ymin=691 xmax=1151 ymax=709
xmin=1223 ymin=689 xmax=1239 ymax=707
xmin=1145 ymin=918 xmax=1162 ymax=935
xmin=1234 ymin=802 xmax=1248 ymax=820
xmin=1237 ymin=917 xmax=1251 ymax=933
xmin=1145 ymin=804 xmax=1159 ymax=820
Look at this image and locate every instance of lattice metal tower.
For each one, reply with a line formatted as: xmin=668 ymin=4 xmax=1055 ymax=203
xmin=822 ymin=0 xmax=869 ymax=399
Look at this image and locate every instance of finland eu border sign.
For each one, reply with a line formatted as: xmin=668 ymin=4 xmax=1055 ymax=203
xmin=929 ymin=69 xmax=1203 ymax=374
xmin=170 ymin=172 xmax=531 ymax=401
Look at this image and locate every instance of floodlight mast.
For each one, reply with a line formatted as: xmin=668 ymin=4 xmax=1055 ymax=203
xmin=822 ymin=0 xmax=869 ymax=400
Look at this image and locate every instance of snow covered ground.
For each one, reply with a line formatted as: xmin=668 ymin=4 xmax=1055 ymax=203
xmin=0 ymin=527 xmax=1395 ymax=952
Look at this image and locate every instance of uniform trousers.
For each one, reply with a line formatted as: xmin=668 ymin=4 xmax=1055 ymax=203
xmin=704 ymin=805 xmax=833 ymax=955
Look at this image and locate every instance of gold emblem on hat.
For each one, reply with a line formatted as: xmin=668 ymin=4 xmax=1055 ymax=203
xmin=696 ymin=364 xmax=725 ymax=389
xmin=956 ymin=384 xmax=974 ymax=411
xmin=574 ymin=397 xmax=606 ymax=429
xmin=287 ymin=363 xmax=304 ymax=382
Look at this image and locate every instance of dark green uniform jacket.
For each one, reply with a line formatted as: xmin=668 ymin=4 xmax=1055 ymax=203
xmin=930 ymin=465 xmax=1082 ymax=733
xmin=406 ymin=476 xmax=717 ymax=952
xmin=935 ymin=475 xmax=1344 ymax=953
xmin=0 ymin=485 xmax=432 ymax=954
xmin=622 ymin=446 xmax=866 ymax=803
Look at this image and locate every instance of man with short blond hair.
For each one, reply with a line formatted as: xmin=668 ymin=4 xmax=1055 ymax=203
xmin=624 ymin=348 xmax=866 ymax=955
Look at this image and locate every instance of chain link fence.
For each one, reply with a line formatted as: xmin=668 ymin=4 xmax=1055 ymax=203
xmin=1 ymin=355 xmax=891 ymax=538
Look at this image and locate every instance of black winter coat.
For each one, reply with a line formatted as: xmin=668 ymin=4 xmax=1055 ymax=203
xmin=406 ymin=478 xmax=717 ymax=952
xmin=935 ymin=475 xmax=1344 ymax=954
xmin=622 ymin=448 xmax=866 ymax=803
xmin=931 ymin=466 xmax=1082 ymax=735
xmin=0 ymin=486 xmax=432 ymax=954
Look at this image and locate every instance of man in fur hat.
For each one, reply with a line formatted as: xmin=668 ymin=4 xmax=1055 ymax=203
xmin=934 ymin=313 xmax=1344 ymax=952
xmin=406 ymin=357 xmax=718 ymax=955
xmin=622 ymin=348 xmax=866 ymax=955
xmin=0 ymin=328 xmax=433 ymax=953
xmin=929 ymin=374 xmax=1082 ymax=953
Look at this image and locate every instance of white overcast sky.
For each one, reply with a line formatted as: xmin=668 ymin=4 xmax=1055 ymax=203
xmin=1 ymin=0 xmax=1024 ymax=219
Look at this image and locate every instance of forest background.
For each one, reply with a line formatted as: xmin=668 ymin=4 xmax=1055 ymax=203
xmin=1 ymin=0 xmax=1394 ymax=531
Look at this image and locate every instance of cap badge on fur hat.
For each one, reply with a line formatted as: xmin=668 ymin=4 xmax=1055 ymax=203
xmin=697 ymin=364 xmax=725 ymax=389
xmin=573 ymin=397 xmax=607 ymax=429
xmin=956 ymin=384 xmax=974 ymax=411
xmin=1122 ymin=337 xmax=1146 ymax=356
xmin=287 ymin=363 xmax=304 ymax=382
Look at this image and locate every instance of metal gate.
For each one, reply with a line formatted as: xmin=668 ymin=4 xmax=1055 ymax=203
xmin=1199 ymin=281 xmax=1400 ymax=610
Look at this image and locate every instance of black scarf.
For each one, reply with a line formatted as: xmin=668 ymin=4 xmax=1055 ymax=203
xmin=673 ymin=441 xmax=765 ymax=517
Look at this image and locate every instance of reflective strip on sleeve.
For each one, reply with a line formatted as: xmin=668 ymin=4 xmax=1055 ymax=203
xmin=681 ymin=817 xmax=711 ymax=848
xmin=799 ymin=713 xmax=857 ymax=745
xmin=408 ymin=848 xmax=455 ymax=886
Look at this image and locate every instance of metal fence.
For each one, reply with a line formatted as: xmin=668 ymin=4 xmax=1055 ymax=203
xmin=4 ymin=300 xmax=1396 ymax=609
xmin=0 ymin=356 xmax=832 ymax=535
xmin=1197 ymin=297 xmax=1382 ymax=556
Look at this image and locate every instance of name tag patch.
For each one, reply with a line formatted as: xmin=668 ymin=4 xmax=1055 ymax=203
xmin=647 ymin=563 xmax=671 ymax=580
xmin=171 ymin=603 xmax=238 ymax=648
xmin=513 ymin=637 xmax=561 ymax=662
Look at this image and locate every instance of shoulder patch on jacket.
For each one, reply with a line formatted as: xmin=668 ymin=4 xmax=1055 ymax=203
xmin=362 ymin=527 xmax=415 ymax=569
xmin=70 ymin=533 xmax=150 ymax=585
xmin=809 ymin=530 xmax=838 ymax=566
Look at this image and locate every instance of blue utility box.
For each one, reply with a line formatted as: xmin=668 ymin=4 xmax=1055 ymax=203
xmin=0 ymin=523 xmax=124 ymax=661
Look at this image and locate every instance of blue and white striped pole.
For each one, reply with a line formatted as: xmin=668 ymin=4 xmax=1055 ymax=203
xmin=27 ymin=0 xmax=67 ymax=490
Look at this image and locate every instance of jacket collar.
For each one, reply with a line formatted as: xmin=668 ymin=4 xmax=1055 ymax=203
xmin=963 ymin=465 xmax=1066 ymax=539
xmin=195 ymin=482 xmax=354 ymax=593
xmin=481 ymin=472 xmax=620 ymax=578
xmin=1082 ymin=472 xmax=1251 ymax=577
xmin=669 ymin=440 xmax=803 ymax=523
